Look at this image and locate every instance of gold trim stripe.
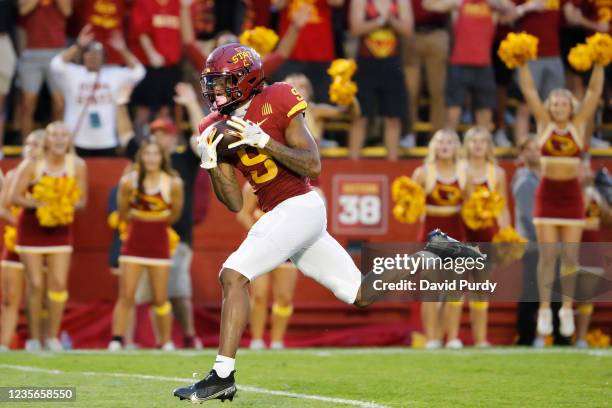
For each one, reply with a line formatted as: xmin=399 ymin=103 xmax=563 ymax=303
xmin=286 ymin=100 xmax=308 ymax=118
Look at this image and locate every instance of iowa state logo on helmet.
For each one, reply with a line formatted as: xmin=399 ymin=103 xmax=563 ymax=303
xmin=230 ymin=46 xmax=258 ymax=67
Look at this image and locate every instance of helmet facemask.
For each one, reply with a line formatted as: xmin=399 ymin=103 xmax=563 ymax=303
xmin=201 ymin=68 xmax=250 ymax=114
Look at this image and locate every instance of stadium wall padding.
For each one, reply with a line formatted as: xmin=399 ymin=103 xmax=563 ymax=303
xmin=1 ymin=158 xmax=611 ymax=347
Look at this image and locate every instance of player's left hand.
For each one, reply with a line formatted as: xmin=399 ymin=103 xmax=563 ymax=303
xmin=226 ymin=116 xmax=271 ymax=149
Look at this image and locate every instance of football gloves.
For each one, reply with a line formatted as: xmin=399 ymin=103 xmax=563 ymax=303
xmin=226 ymin=116 xmax=271 ymax=149
xmin=198 ymin=126 xmax=224 ymax=169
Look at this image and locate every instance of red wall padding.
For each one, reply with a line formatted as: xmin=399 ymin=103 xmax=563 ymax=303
xmin=1 ymin=157 xmax=611 ymax=304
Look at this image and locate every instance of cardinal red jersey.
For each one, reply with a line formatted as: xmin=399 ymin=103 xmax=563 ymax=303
xmin=514 ymin=0 xmax=566 ymax=57
xmin=278 ymin=0 xmax=335 ymax=62
xmin=199 ymin=83 xmax=312 ymax=212
xmin=72 ymin=0 xmax=126 ymax=65
xmin=129 ymin=0 xmax=182 ymax=65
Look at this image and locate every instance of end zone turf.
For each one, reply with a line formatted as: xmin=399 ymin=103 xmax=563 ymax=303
xmin=0 ymin=348 xmax=610 ymax=407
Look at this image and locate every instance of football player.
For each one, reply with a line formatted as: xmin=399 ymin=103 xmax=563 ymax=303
xmin=173 ymin=43 xmax=484 ymax=403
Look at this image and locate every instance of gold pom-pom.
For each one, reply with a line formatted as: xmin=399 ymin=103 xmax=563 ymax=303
xmin=107 ymin=210 xmax=128 ymax=240
xmin=32 ymin=176 xmax=81 ymax=227
xmin=492 ymin=226 xmax=527 ymax=266
xmin=568 ymin=44 xmax=594 ymax=72
xmin=586 ymin=32 xmax=612 ymax=66
xmin=168 ymin=228 xmax=180 ymax=255
xmin=327 ymin=59 xmax=357 ymax=80
xmin=107 ymin=211 xmax=120 ymax=229
xmin=239 ymin=26 xmax=279 ymax=57
xmin=4 ymin=226 xmax=16 ymax=252
xmin=461 ymin=187 xmax=505 ymax=230
xmin=586 ymin=328 xmax=610 ymax=348
xmin=391 ymin=176 xmax=426 ymax=224
xmin=328 ymin=59 xmax=358 ymax=106
xmin=497 ymin=32 xmax=539 ymax=69
xmin=329 ymin=78 xmax=358 ymax=106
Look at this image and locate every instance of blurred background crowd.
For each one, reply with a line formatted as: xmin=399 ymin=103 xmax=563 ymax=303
xmin=0 ymin=0 xmax=611 ymax=159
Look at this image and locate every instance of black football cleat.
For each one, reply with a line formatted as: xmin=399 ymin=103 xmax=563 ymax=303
xmin=173 ymin=370 xmax=237 ymax=403
xmin=424 ymin=229 xmax=486 ymax=261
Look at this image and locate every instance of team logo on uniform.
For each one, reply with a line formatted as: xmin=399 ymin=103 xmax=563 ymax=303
xmin=431 ymin=184 xmax=462 ymax=206
xmin=261 ymin=103 xmax=273 ymax=116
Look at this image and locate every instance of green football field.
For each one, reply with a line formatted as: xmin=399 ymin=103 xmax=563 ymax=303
xmin=0 ymin=348 xmax=610 ymax=407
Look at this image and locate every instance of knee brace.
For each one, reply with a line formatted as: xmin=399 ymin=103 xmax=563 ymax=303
xmin=469 ymin=301 xmax=489 ymax=311
xmin=577 ymin=304 xmax=594 ymax=315
xmin=272 ymin=303 xmax=294 ymax=318
xmin=47 ymin=290 xmax=68 ymax=303
xmin=153 ymin=301 xmax=172 ymax=316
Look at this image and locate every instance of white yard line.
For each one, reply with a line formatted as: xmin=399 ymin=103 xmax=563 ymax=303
xmin=0 ymin=364 xmax=390 ymax=408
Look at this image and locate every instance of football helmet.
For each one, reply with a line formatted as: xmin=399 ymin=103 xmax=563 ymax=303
xmin=200 ymin=43 xmax=264 ymax=114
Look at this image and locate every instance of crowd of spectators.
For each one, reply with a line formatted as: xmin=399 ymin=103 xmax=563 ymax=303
xmin=0 ymin=0 xmax=611 ymax=160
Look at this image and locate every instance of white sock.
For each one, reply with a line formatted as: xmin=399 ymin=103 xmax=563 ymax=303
xmin=213 ymin=354 xmax=235 ymax=378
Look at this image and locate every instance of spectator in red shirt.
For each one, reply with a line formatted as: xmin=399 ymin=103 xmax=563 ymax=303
xmin=562 ymin=0 xmax=609 ymax=98
xmin=271 ymin=0 xmax=344 ymax=103
xmin=181 ymin=2 xmax=311 ymax=91
xmin=512 ymin=0 xmax=567 ymax=144
xmin=443 ymin=0 xmax=507 ymax=129
xmin=402 ymin=0 xmax=449 ymax=147
xmin=129 ymin=0 xmax=183 ymax=128
xmin=17 ymin=0 xmax=72 ymax=138
xmin=70 ymin=0 xmax=127 ymax=65
xmin=349 ymin=0 xmax=413 ymax=161
xmin=187 ymin=0 xmax=240 ymax=57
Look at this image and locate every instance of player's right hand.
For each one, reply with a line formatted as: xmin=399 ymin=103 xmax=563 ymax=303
xmin=198 ymin=126 xmax=224 ymax=169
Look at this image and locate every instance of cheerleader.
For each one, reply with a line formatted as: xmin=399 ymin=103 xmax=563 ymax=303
xmin=237 ymin=184 xmax=298 ymax=350
xmin=11 ymin=122 xmax=87 ymax=351
xmin=460 ymin=126 xmax=511 ymax=347
xmin=110 ymin=139 xmax=183 ymax=350
xmin=575 ymin=162 xmax=610 ymax=348
xmin=0 ymin=131 xmax=44 ymax=351
xmin=412 ymin=129 xmax=465 ymax=349
xmin=518 ymin=60 xmax=604 ymax=337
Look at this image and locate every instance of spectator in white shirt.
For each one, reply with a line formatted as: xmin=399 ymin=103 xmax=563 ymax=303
xmin=50 ymin=24 xmax=145 ymax=156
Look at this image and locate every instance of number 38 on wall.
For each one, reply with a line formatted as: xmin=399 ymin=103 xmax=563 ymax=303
xmin=331 ymin=175 xmax=388 ymax=235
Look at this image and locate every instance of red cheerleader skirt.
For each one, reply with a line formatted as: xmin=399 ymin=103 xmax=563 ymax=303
xmin=15 ymin=209 xmax=73 ymax=254
xmin=418 ymin=213 xmax=466 ymax=243
xmin=119 ymin=219 xmax=170 ymax=266
xmin=1 ymin=247 xmax=23 ymax=269
xmin=533 ymin=177 xmax=584 ymax=226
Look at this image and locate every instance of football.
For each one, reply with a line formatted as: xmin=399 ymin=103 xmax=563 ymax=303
xmin=207 ymin=120 xmax=243 ymax=157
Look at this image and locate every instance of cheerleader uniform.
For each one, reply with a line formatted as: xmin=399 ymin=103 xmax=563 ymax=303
xmin=464 ymin=163 xmax=500 ymax=243
xmin=533 ymin=124 xmax=584 ymax=226
xmin=15 ymin=156 xmax=76 ymax=254
xmin=1 ymin=208 xmax=24 ymax=270
xmin=418 ymin=163 xmax=466 ymax=242
xmin=119 ymin=172 xmax=173 ymax=267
